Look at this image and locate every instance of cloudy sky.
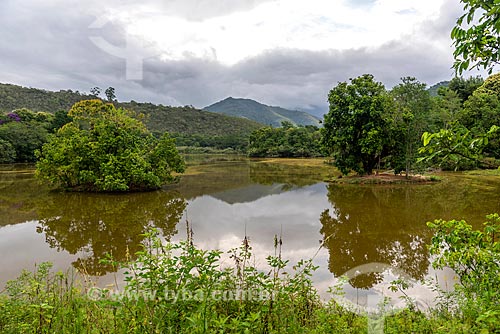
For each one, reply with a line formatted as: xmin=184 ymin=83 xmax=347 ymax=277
xmin=0 ymin=0 xmax=485 ymax=116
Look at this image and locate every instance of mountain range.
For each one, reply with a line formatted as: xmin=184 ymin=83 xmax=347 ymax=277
xmin=0 ymin=83 xmax=263 ymax=138
xmin=204 ymin=97 xmax=322 ymax=127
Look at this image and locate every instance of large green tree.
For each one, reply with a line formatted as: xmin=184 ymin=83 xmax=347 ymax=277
xmin=321 ymin=74 xmax=391 ymax=175
xmin=452 ymin=0 xmax=500 ymax=73
xmin=390 ymin=77 xmax=432 ymax=177
xmin=36 ymin=100 xmax=185 ymax=192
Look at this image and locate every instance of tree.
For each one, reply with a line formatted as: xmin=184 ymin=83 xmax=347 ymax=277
xmin=104 ymin=86 xmax=116 ymax=102
xmin=390 ymin=77 xmax=432 ymax=177
xmin=432 ymin=88 xmax=463 ymax=129
xmin=452 ymin=0 xmax=500 ymax=74
xmin=50 ymin=109 xmax=73 ymax=131
xmin=474 ymin=72 xmax=500 ymax=95
xmin=90 ymin=86 xmax=101 ymax=97
xmin=418 ymin=123 xmax=499 ymax=169
xmin=36 ymin=100 xmax=185 ymax=192
xmin=448 ymin=76 xmax=484 ymax=103
xmin=0 ymin=138 xmax=16 ymax=163
xmin=248 ymin=124 xmax=322 ymax=158
xmin=0 ymin=109 xmax=51 ymax=162
xmin=460 ymin=73 xmax=500 ymax=157
xmin=321 ymin=74 xmax=391 ymax=175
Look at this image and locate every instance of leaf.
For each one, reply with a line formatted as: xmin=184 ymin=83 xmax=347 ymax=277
xmin=422 ymin=132 xmax=432 ymax=146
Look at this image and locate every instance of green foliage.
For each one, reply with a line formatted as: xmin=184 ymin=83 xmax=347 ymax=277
xmin=461 ymin=92 xmax=500 ymax=135
xmin=0 ymin=109 xmax=52 ymax=162
xmin=0 ymin=83 xmax=264 ymax=154
xmin=431 ymin=88 xmax=463 ymax=129
xmin=389 ymin=77 xmax=433 ymax=176
xmin=173 ymin=132 xmax=251 ymax=152
xmin=474 ymin=72 xmax=500 ymax=95
xmin=321 ymin=74 xmax=392 ymax=175
xmin=0 ymin=83 xmax=93 ymax=113
xmin=248 ymin=124 xmax=323 ymax=158
xmin=121 ymin=101 xmax=263 ymax=151
xmin=50 ymin=109 xmax=73 ymax=131
xmin=419 ymin=73 xmax=500 ymax=169
xmin=35 ymin=100 xmax=185 ymax=192
xmin=104 ymin=87 xmax=116 ymax=102
xmin=448 ymin=76 xmax=484 ymax=103
xmin=0 ymin=138 xmax=16 ymax=163
xmin=419 ymin=123 xmax=499 ymax=170
xmin=452 ymin=0 xmax=500 ymax=74
xmin=427 ymin=81 xmax=450 ymax=97
xmin=460 ymin=74 xmax=500 ymax=132
xmin=427 ymin=215 xmax=500 ymax=332
xmin=1 ymin=222 xmax=499 ymax=333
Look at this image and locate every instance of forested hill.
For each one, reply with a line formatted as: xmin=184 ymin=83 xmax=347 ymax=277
xmin=0 ymin=83 xmax=263 ymax=137
xmin=204 ymin=97 xmax=321 ymax=127
xmin=119 ymin=101 xmax=263 ymax=137
xmin=0 ymin=83 xmax=92 ymax=112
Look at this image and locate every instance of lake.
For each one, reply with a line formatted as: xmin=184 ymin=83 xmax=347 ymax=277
xmin=1 ymin=156 xmax=500 ymax=309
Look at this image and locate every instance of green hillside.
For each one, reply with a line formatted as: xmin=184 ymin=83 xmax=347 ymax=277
xmin=427 ymin=81 xmax=450 ymax=96
xmin=0 ymin=83 xmax=263 ymax=138
xmin=0 ymin=83 xmax=93 ymax=112
xmin=204 ymin=97 xmax=321 ymax=127
xmin=119 ymin=101 xmax=263 ymax=137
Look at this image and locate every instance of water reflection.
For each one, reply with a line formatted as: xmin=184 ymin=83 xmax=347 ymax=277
xmin=320 ymin=185 xmax=432 ymax=289
xmin=2 ymin=158 xmax=500 ymax=294
xmin=36 ymin=191 xmax=186 ymax=275
xmin=319 ymin=176 xmax=500 ymax=289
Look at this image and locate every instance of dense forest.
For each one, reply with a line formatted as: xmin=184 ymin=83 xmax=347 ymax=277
xmin=2 ymin=73 xmax=499 ymax=170
xmin=320 ymin=73 xmax=499 ymax=175
xmin=247 ymin=73 xmax=499 ymax=174
xmin=248 ymin=122 xmax=323 ymax=157
xmin=120 ymin=101 xmax=263 ymax=151
xmin=0 ymin=84 xmax=265 ymax=162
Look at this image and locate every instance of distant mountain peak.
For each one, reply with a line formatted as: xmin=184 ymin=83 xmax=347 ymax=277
xmin=204 ymin=97 xmax=321 ymax=127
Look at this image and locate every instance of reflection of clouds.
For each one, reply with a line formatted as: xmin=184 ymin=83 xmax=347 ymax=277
xmin=178 ymin=183 xmax=329 ymax=249
xmin=174 ymin=183 xmax=335 ymax=296
xmin=0 ymin=178 xmax=460 ymax=304
xmin=0 ymin=221 xmax=81 ymax=287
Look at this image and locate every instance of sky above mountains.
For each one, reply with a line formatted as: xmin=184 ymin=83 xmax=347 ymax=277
xmin=0 ymin=0 xmax=487 ymax=117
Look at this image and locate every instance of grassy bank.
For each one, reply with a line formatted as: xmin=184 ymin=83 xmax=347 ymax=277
xmin=0 ymin=216 xmax=498 ymax=333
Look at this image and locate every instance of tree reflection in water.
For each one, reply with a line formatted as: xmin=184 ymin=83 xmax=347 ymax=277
xmin=320 ymin=184 xmax=434 ymax=289
xmin=36 ymin=190 xmax=186 ymax=275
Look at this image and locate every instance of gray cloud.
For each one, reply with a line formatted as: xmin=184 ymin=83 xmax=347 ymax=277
xmin=0 ymin=0 xmax=486 ymax=118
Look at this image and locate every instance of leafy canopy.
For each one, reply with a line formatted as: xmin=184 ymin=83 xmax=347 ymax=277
xmin=419 ymin=123 xmax=499 ymax=169
xmin=248 ymin=123 xmax=323 ymax=158
xmin=321 ymin=74 xmax=391 ymax=175
xmin=36 ymin=100 xmax=185 ymax=192
xmin=389 ymin=77 xmax=432 ymax=176
xmin=452 ymin=0 xmax=500 ymax=74
xmin=419 ymin=73 xmax=500 ymax=169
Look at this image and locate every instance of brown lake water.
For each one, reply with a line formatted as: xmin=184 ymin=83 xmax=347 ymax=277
xmin=1 ymin=156 xmax=500 ymax=308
